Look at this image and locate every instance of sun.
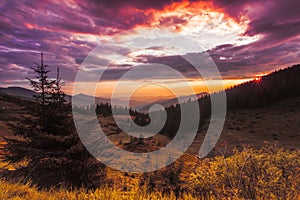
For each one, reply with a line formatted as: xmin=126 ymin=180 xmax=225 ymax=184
xmin=254 ymin=73 xmax=266 ymax=82
xmin=253 ymin=76 xmax=263 ymax=86
xmin=254 ymin=77 xmax=262 ymax=82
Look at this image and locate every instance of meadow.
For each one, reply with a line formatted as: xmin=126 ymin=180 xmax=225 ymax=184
xmin=0 ymin=146 xmax=299 ymax=200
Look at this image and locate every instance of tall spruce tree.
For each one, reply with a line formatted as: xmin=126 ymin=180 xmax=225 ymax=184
xmin=4 ymin=53 xmax=105 ymax=189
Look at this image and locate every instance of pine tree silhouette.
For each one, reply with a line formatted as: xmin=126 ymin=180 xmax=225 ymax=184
xmin=3 ymin=53 xmax=105 ymax=189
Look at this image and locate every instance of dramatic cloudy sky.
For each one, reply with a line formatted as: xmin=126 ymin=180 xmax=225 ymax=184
xmin=0 ymin=0 xmax=299 ymax=98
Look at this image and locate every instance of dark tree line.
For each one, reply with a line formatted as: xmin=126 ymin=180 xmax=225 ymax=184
xmin=92 ymin=64 xmax=300 ymax=141
xmin=77 ymin=103 xmax=139 ymax=119
xmin=92 ymin=97 xmax=211 ymax=139
xmin=3 ymin=53 xmax=105 ymax=189
xmin=145 ymin=64 xmax=300 ymax=138
xmin=226 ymin=64 xmax=300 ymax=109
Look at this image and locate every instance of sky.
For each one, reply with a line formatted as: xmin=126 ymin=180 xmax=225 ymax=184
xmin=0 ymin=0 xmax=299 ymax=100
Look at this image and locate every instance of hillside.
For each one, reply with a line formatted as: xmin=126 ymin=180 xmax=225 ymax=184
xmin=1 ymin=65 xmax=300 ymax=151
xmin=226 ymin=64 xmax=300 ymax=109
xmin=136 ymin=92 xmax=208 ymax=112
xmin=146 ymin=64 xmax=300 ymax=139
xmin=0 ymin=95 xmax=29 ymax=142
xmin=0 ymin=87 xmax=36 ymax=101
xmin=0 ymin=147 xmax=299 ymax=199
xmin=0 ymin=64 xmax=300 ymax=199
xmin=188 ymin=96 xmax=300 ymax=156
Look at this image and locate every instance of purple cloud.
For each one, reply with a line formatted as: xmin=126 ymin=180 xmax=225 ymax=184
xmin=0 ymin=0 xmax=299 ymax=90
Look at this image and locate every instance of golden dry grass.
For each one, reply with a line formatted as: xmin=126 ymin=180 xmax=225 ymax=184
xmin=0 ymin=180 xmax=199 ymax=200
xmin=191 ymin=147 xmax=300 ymax=199
xmin=0 ymin=147 xmax=299 ymax=200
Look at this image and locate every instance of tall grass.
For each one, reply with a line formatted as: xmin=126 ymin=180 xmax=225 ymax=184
xmin=0 ymin=146 xmax=299 ymax=200
xmin=0 ymin=180 xmax=199 ymax=200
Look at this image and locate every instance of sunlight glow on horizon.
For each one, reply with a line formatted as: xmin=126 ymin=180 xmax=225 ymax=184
xmin=64 ymin=78 xmax=253 ymax=101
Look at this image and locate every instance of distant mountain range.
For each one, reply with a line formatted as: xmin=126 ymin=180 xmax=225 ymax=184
xmin=71 ymin=93 xmax=143 ymax=107
xmin=2 ymin=63 xmax=299 ymax=111
xmin=136 ymin=92 xmax=208 ymax=112
xmin=0 ymin=87 xmax=113 ymax=106
xmin=0 ymin=86 xmax=207 ymax=109
xmin=0 ymin=87 xmax=37 ymax=100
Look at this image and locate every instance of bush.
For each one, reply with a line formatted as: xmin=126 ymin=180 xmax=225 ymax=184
xmin=191 ymin=146 xmax=300 ymax=199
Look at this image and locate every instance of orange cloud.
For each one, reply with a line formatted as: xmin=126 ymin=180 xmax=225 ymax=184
xmin=144 ymin=0 xmax=239 ymax=30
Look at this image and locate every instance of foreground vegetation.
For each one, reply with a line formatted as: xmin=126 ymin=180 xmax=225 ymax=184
xmin=0 ymin=146 xmax=299 ymax=200
xmin=191 ymin=146 xmax=300 ymax=199
xmin=0 ymin=180 xmax=198 ymax=200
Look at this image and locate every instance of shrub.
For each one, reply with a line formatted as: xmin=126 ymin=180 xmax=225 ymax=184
xmin=191 ymin=146 xmax=300 ymax=199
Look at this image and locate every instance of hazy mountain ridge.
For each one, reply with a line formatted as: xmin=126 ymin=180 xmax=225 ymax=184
xmin=0 ymin=87 xmax=208 ymax=109
xmin=0 ymin=87 xmax=36 ymax=100
xmin=136 ymin=92 xmax=208 ymax=112
xmin=0 ymin=87 xmax=119 ymax=106
xmin=1 ymin=64 xmax=300 ymax=111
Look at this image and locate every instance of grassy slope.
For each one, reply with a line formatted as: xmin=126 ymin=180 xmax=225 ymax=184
xmin=0 ymin=94 xmax=300 ymax=199
xmin=0 ymin=147 xmax=299 ymax=199
xmin=0 ymin=179 xmax=197 ymax=200
xmin=188 ymin=96 xmax=300 ymax=156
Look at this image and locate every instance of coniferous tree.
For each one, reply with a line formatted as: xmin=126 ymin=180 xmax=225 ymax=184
xmin=4 ymin=53 xmax=105 ymax=189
